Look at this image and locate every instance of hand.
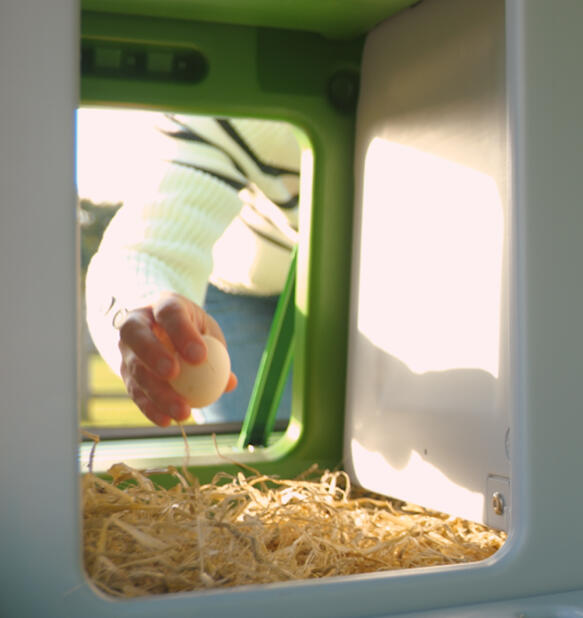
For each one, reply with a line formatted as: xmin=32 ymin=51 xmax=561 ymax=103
xmin=118 ymin=292 xmax=238 ymax=427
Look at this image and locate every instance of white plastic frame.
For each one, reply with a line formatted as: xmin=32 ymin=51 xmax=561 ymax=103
xmin=1 ymin=1 xmax=583 ymax=616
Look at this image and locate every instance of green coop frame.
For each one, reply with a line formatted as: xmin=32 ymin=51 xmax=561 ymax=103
xmin=79 ymin=3 xmax=416 ymax=480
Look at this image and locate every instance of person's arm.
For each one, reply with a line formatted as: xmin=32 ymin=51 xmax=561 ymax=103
xmin=85 ymin=154 xmax=243 ymax=375
xmin=85 ymin=114 xmax=300 ymax=425
xmin=85 ymin=115 xmax=246 ymax=424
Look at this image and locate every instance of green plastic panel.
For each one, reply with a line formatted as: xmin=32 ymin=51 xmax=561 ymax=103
xmin=80 ymin=11 xmax=362 ymax=481
xmin=81 ymin=0 xmax=419 ymax=39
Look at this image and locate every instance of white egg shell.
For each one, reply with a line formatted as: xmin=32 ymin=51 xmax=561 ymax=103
xmin=170 ymin=334 xmax=231 ymax=408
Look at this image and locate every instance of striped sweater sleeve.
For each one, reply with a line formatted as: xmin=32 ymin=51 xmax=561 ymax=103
xmin=85 ymin=113 xmax=300 ymax=375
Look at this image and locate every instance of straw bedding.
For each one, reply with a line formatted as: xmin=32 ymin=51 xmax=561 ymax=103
xmin=82 ymin=434 xmax=506 ymax=598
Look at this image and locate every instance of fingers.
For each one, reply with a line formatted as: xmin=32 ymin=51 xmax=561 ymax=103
xmin=119 ymin=307 xmax=179 ymax=379
xmin=153 ymin=294 xmax=207 ymax=364
xmin=118 ymin=303 xmax=188 ymax=426
xmin=120 ymin=344 xmax=192 ymax=426
xmin=153 ymin=294 xmax=230 ymax=364
xmin=225 ymin=372 xmax=238 ymax=393
xmin=118 ymin=292 xmax=238 ymax=427
xmin=153 ymin=295 xmax=238 ymax=400
xmin=130 ymin=386 xmax=173 ymax=428
xmin=202 ymin=312 xmax=230 ymax=350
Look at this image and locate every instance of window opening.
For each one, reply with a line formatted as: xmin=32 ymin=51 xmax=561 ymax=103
xmin=77 ymin=107 xmax=300 ymax=441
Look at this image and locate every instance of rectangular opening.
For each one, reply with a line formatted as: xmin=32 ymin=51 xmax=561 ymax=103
xmin=77 ymin=0 xmax=507 ymax=606
xmin=77 ymin=107 xmax=299 ymax=442
xmin=77 ymin=108 xmax=315 ymax=480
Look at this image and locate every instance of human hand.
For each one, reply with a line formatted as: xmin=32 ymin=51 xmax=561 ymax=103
xmin=118 ymin=292 xmax=238 ymax=427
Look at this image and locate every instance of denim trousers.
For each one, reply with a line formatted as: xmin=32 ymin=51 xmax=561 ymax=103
xmin=199 ymin=284 xmax=292 ymax=424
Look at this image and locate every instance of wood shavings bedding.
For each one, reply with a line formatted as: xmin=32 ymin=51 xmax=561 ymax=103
xmin=82 ymin=456 xmax=506 ymax=598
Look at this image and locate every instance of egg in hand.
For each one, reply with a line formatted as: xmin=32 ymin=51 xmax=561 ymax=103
xmin=154 ymin=325 xmax=231 ymax=409
xmin=170 ymin=334 xmax=231 ymax=408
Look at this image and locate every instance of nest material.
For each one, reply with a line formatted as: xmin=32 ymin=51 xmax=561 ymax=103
xmin=83 ymin=456 xmax=506 ymax=598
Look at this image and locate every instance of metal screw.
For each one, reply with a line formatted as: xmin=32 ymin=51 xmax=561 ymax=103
xmin=491 ymin=491 xmax=505 ymax=516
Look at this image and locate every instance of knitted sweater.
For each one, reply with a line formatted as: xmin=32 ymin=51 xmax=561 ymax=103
xmin=85 ymin=114 xmax=301 ymax=374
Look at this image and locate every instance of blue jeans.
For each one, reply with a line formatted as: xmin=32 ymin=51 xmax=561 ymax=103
xmin=199 ymin=284 xmax=292 ymax=424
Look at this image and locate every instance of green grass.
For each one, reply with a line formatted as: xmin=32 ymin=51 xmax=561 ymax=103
xmin=88 ymin=352 xmax=126 ymax=394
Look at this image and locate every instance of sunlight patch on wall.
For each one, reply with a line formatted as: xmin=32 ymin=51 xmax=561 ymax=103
xmin=350 ymin=438 xmax=485 ymax=521
xmin=357 ymin=137 xmax=504 ymax=378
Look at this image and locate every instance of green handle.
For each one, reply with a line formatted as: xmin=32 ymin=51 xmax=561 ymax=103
xmin=238 ymin=246 xmax=297 ymax=448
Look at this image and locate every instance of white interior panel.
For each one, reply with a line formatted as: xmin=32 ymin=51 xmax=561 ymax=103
xmin=344 ymin=0 xmax=510 ymax=527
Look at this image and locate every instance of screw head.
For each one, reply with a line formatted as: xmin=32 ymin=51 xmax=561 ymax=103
xmin=491 ymin=491 xmax=505 ymax=516
xmin=327 ymin=69 xmax=360 ymax=114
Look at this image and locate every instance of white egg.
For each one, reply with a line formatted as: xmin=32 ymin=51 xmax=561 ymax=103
xmin=169 ymin=335 xmax=231 ymax=408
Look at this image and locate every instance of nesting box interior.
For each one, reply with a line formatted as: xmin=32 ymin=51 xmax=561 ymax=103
xmin=2 ymin=0 xmax=583 ymax=616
